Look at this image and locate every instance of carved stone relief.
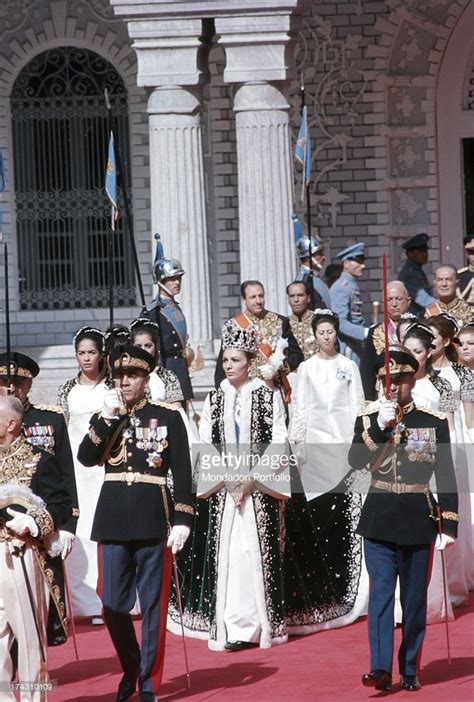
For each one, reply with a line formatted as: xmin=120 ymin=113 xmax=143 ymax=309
xmin=391 ymin=187 xmax=431 ymax=225
xmin=389 ymin=21 xmax=437 ymax=76
xmin=389 ymin=137 xmax=428 ymax=178
xmin=387 ymin=86 xmax=426 ymax=127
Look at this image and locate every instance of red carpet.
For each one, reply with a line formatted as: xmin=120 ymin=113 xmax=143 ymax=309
xmin=49 ymin=596 xmax=474 ymax=701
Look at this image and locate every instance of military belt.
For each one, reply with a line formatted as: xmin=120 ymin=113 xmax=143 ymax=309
xmin=105 ymin=472 xmax=167 ymax=487
xmin=371 ymin=479 xmax=429 ymax=495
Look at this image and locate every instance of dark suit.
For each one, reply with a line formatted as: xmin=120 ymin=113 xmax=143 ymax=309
xmin=214 ymin=312 xmax=304 ymax=387
xmin=78 ymin=399 xmax=194 ymax=696
xmin=348 ymin=403 xmax=458 ymax=677
xmin=23 ymin=402 xmax=79 ymax=644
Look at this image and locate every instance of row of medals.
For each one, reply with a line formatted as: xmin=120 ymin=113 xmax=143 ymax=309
xmin=124 ymin=417 xmax=168 ymax=469
xmin=23 ymin=425 xmax=55 ymax=450
xmin=394 ymin=425 xmax=437 ymax=464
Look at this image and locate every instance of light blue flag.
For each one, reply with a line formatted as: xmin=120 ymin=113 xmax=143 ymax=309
xmin=105 ymin=132 xmax=118 ymax=230
xmin=294 ymin=105 xmax=311 ymax=200
xmin=0 ymin=151 xmax=6 ymax=234
xmin=0 ymin=151 xmax=6 ymax=194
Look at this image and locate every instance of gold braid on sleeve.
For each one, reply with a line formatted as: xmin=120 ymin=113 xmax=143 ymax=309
xmin=441 ymin=511 xmax=460 ymax=522
xmin=27 ymin=508 xmax=54 ymax=538
xmin=175 ymin=503 xmax=195 ymax=516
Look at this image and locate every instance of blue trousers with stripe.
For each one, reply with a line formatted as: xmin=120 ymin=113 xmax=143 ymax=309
xmin=100 ymin=540 xmax=167 ymax=694
xmin=364 ymin=538 xmax=432 ymax=676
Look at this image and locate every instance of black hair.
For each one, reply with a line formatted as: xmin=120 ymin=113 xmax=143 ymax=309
xmin=240 ymin=280 xmax=264 ymax=298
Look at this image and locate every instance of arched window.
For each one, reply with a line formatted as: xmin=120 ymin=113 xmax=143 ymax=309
xmin=11 ymin=47 xmax=136 ymax=310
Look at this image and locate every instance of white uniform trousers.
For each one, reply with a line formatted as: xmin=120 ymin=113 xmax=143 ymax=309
xmin=0 ymin=544 xmax=48 ymax=702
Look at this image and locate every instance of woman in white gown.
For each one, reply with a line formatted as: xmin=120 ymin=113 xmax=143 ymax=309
xmin=404 ymin=322 xmax=459 ymax=620
xmin=425 ymin=314 xmax=474 ymax=598
xmin=57 ymin=327 xmax=107 ymax=621
xmin=289 ymin=308 xmax=368 ymax=629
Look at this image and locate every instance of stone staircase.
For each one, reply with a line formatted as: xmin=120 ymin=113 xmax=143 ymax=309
xmin=19 ymin=345 xmax=216 ymax=414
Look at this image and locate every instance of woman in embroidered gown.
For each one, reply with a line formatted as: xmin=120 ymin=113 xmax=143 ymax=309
xmin=425 ymin=314 xmax=474 ymax=598
xmin=57 ymin=327 xmax=107 ymax=621
xmin=168 ymin=319 xmax=363 ymax=649
xmin=403 ymin=322 xmax=459 ymax=619
xmin=289 ymin=309 xmax=368 ymax=629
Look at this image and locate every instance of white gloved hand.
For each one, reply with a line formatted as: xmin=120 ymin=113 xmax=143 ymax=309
xmin=102 ymin=389 xmax=121 ymax=419
xmin=435 ymin=533 xmax=455 ymax=551
xmin=377 ymin=399 xmax=397 ymax=430
xmin=167 ymin=525 xmax=191 ymax=554
xmin=260 ymin=364 xmax=275 ymax=380
xmin=59 ymin=530 xmax=75 ymax=559
xmin=6 ymin=508 xmax=39 ymax=538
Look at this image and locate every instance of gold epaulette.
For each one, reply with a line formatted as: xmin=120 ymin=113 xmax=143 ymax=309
xmin=32 ymin=404 xmax=64 ymax=415
xmin=417 ymin=406 xmax=446 ymax=420
xmin=148 ymin=400 xmax=179 ymax=411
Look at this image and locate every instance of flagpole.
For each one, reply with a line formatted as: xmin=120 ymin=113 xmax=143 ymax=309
xmin=104 ymin=89 xmax=147 ymax=313
xmin=300 ymin=75 xmax=315 ymax=309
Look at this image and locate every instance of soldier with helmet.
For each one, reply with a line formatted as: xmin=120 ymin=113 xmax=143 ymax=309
xmin=147 ymin=235 xmax=194 ymax=403
xmin=294 ymin=231 xmax=331 ymax=309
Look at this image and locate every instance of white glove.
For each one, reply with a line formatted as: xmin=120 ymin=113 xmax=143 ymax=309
xmin=435 ymin=533 xmax=455 ymax=551
xmin=59 ymin=530 xmax=75 ymax=559
xmin=102 ymin=389 xmax=121 ymax=419
xmin=6 ymin=508 xmax=39 ymax=538
xmin=167 ymin=525 xmax=191 ymax=554
xmin=377 ymin=399 xmax=397 ymax=430
xmin=260 ymin=363 xmax=275 ymax=380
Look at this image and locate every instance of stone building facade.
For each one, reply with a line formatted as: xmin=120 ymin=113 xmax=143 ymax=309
xmin=0 ymin=0 xmax=473 ymax=351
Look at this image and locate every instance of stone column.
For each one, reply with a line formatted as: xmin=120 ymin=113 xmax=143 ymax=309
xmin=108 ymin=11 xmax=214 ymax=353
xmin=216 ymin=12 xmax=305 ymax=314
xmin=147 ymin=85 xmax=213 ymax=355
xmin=233 ymin=81 xmax=295 ymax=313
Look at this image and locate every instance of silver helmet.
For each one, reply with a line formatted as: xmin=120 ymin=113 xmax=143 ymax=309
xmin=295 ymin=235 xmax=324 ymax=260
xmin=153 ymin=257 xmax=185 ymax=284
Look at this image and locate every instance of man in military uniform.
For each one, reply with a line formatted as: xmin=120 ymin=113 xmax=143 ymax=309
xmin=286 ymin=281 xmax=317 ymax=361
xmin=147 ymin=252 xmax=194 ymax=403
xmin=78 ymin=345 xmax=194 ymax=702
xmin=214 ymin=280 xmax=303 ymax=389
xmin=329 ymin=242 xmax=369 ymax=366
xmin=294 ymin=234 xmax=331 ymax=309
xmin=0 ymin=352 xmax=78 ymax=647
xmin=457 ymin=235 xmax=474 ymax=310
xmin=348 ymin=346 xmax=458 ymax=692
xmin=360 ymin=281 xmax=411 ymax=400
xmin=0 ymin=395 xmax=71 ymax=694
xmin=397 ymin=233 xmax=437 ymax=316
xmin=424 ymin=264 xmax=471 ymax=327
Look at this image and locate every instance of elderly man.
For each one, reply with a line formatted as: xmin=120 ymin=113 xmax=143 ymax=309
xmin=78 ymin=345 xmax=194 ymax=702
xmin=0 ymin=351 xmax=78 ymax=647
xmin=349 ymin=346 xmax=458 ymax=692
xmin=0 ymin=395 xmax=70 ymax=699
xmin=458 ymin=235 xmax=474 ymax=310
xmin=425 ymin=264 xmax=471 ymax=327
xmin=397 ymin=233 xmax=437 ymax=315
xmin=330 ymin=242 xmax=369 ymax=365
xmin=214 ymin=280 xmax=303 ymax=389
xmin=286 ymin=281 xmax=317 ymax=362
xmin=360 ymin=281 xmax=411 ymax=400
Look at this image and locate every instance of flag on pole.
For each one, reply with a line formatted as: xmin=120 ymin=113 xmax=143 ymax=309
xmin=105 ymin=132 xmax=118 ymax=230
xmin=294 ymin=106 xmax=311 ymax=201
xmin=0 ymin=150 xmax=6 ymax=237
xmin=0 ymin=151 xmax=6 ymax=194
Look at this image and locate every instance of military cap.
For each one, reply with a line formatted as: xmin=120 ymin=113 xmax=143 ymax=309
xmin=0 ymin=352 xmax=39 ymax=380
xmin=336 ymin=242 xmax=365 ymax=261
xmin=375 ymin=345 xmax=419 ymax=377
xmin=402 ymin=233 xmax=430 ymax=251
xmin=463 ymin=235 xmax=474 ymax=248
xmin=110 ymin=344 xmax=155 ymax=375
